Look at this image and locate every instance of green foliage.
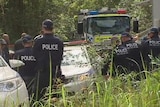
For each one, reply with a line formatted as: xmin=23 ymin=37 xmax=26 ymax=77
xmin=118 ymin=0 xmax=152 ymax=32
xmin=0 ymin=0 xmax=152 ymax=43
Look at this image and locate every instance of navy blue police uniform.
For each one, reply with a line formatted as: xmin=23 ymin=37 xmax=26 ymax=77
xmin=33 ymin=19 xmax=64 ymax=99
xmin=14 ymin=35 xmax=36 ymax=95
xmin=33 ymin=34 xmax=63 ymax=99
xmin=14 ymin=48 xmax=36 ymax=79
xmin=102 ymin=32 xmax=143 ymax=78
xmin=141 ymin=27 xmax=160 ymax=70
xmin=33 ymin=34 xmax=63 ymax=78
xmin=0 ymin=39 xmax=10 ymax=65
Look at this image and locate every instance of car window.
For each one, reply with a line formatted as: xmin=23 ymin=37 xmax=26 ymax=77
xmin=62 ymin=48 xmax=89 ymax=66
xmin=0 ymin=58 xmax=7 ymax=67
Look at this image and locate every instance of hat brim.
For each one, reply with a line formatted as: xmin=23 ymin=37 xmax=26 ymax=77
xmin=121 ymin=35 xmax=129 ymax=37
xmin=149 ymin=31 xmax=155 ymax=33
xmin=23 ymin=39 xmax=33 ymax=43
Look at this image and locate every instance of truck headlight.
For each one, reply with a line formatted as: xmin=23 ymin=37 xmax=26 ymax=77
xmin=0 ymin=74 xmax=23 ymax=92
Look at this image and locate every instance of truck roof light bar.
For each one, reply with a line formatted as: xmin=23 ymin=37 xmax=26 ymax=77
xmin=117 ymin=9 xmax=127 ymax=14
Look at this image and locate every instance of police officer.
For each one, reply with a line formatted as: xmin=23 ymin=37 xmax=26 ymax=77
xmin=33 ymin=19 xmax=64 ymax=100
xmin=0 ymin=38 xmax=10 ymax=65
xmin=14 ymin=35 xmax=36 ymax=96
xmin=1 ymin=33 xmax=10 ymax=65
xmin=141 ymin=27 xmax=160 ymax=70
xmin=102 ymin=32 xmax=143 ymax=79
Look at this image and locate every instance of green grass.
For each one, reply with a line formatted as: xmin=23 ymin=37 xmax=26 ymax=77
xmin=28 ymin=71 xmax=160 ymax=107
xmin=28 ymin=46 xmax=160 ymax=107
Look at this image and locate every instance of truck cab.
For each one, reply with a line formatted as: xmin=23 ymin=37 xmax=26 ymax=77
xmin=77 ymin=8 xmax=138 ymax=45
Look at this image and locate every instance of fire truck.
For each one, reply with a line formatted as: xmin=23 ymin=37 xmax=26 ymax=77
xmin=77 ymin=7 xmax=139 ymax=46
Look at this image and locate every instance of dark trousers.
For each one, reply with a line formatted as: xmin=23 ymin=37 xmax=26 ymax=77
xmin=32 ymin=72 xmax=55 ymax=101
xmin=22 ymin=76 xmax=35 ymax=97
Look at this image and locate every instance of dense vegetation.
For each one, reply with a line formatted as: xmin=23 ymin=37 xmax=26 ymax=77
xmin=0 ymin=0 xmax=152 ymax=43
xmin=1 ymin=1 xmax=158 ymax=107
xmin=53 ymin=72 xmax=160 ymax=107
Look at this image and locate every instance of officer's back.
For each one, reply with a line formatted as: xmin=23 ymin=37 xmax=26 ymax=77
xmin=33 ymin=19 xmax=63 ymax=79
xmin=33 ymin=19 xmax=64 ymax=100
xmin=141 ymin=27 xmax=160 ymax=59
xmin=113 ymin=32 xmax=143 ymax=75
xmin=34 ymin=34 xmax=63 ymax=75
xmin=14 ymin=35 xmax=36 ymax=77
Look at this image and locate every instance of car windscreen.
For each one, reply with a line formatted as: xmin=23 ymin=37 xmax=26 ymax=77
xmin=62 ymin=49 xmax=89 ymax=66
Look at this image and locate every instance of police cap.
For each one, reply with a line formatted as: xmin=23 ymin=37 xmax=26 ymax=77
xmin=149 ymin=27 xmax=158 ymax=34
xmin=42 ymin=19 xmax=53 ymax=29
xmin=22 ymin=35 xmax=33 ymax=43
xmin=121 ymin=32 xmax=131 ymax=38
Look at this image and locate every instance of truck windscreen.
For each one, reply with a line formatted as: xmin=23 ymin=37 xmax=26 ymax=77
xmin=87 ymin=16 xmax=130 ymax=35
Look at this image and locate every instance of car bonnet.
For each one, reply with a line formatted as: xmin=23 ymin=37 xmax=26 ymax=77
xmin=61 ymin=64 xmax=93 ymax=78
xmin=0 ymin=66 xmax=18 ymax=82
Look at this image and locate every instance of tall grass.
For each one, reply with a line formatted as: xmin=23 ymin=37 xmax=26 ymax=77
xmin=51 ymin=72 xmax=160 ymax=107
xmin=29 ymin=74 xmax=160 ymax=107
xmin=28 ymin=46 xmax=160 ymax=107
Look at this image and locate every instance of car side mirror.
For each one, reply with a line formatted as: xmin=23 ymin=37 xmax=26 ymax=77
xmin=133 ymin=20 xmax=139 ymax=33
xmin=9 ymin=59 xmax=25 ymax=68
xmin=77 ymin=22 xmax=83 ymax=34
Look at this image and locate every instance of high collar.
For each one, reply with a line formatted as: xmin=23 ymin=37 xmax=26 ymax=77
xmin=43 ymin=33 xmax=53 ymax=36
xmin=122 ymin=40 xmax=133 ymax=45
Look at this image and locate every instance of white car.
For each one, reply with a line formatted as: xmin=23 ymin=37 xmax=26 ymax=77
xmin=0 ymin=56 xmax=29 ymax=107
xmin=61 ymin=45 xmax=96 ymax=92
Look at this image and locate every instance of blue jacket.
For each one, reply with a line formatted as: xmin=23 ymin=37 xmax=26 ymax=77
xmin=14 ymin=47 xmax=36 ymax=77
xmin=141 ymin=35 xmax=160 ymax=59
xmin=102 ymin=40 xmax=143 ymax=76
xmin=33 ymin=33 xmax=64 ymax=78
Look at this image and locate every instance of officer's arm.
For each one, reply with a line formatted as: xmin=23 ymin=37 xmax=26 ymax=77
xmin=56 ymin=41 xmax=64 ymax=78
xmin=59 ymin=41 xmax=64 ymax=61
xmin=33 ymin=40 xmax=41 ymax=59
xmin=33 ymin=40 xmax=45 ymax=72
xmin=13 ymin=51 xmax=19 ymax=59
xmin=140 ymin=41 xmax=150 ymax=62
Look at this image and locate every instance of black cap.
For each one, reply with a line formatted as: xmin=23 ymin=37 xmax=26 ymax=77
xmin=149 ymin=27 xmax=158 ymax=34
xmin=42 ymin=19 xmax=53 ymax=29
xmin=22 ymin=35 xmax=33 ymax=43
xmin=125 ymin=27 xmax=130 ymax=32
xmin=121 ymin=32 xmax=131 ymax=37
